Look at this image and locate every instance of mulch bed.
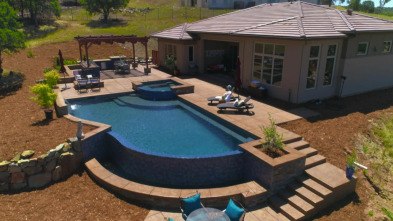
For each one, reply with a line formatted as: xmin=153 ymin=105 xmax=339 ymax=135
xmin=1 ymin=40 xmax=392 ymax=220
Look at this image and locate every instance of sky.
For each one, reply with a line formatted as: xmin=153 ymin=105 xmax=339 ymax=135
xmin=338 ymin=0 xmax=393 ymax=8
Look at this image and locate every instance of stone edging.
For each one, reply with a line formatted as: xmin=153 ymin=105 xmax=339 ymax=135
xmin=0 ymin=139 xmax=83 ymax=191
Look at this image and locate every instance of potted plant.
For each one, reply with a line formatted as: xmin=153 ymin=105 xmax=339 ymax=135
xmin=260 ymin=115 xmax=286 ymax=158
xmin=44 ymin=69 xmax=60 ymax=89
xmin=346 ymin=149 xmax=357 ymax=178
xmin=165 ymin=55 xmax=176 ymax=75
xmin=30 ymin=83 xmax=57 ymax=120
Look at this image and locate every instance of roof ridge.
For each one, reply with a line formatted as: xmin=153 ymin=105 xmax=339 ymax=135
xmin=230 ymin=16 xmax=298 ymax=34
xmin=335 ymin=9 xmax=355 ymax=32
xmin=150 ymin=23 xmax=188 ymax=37
xmin=296 ymin=16 xmax=306 ymax=38
xmin=350 ymin=11 xmax=393 ymax=23
xmin=179 ymin=23 xmax=188 ymax=39
xmin=188 ymin=3 xmax=268 ymax=26
xmin=297 ymin=1 xmax=304 ymax=18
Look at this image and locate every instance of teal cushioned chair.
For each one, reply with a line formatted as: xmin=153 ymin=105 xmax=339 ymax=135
xmin=180 ymin=193 xmax=204 ymax=220
xmin=223 ymin=199 xmax=245 ymax=221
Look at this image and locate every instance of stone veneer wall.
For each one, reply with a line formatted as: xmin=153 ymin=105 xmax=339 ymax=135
xmin=107 ymin=131 xmax=245 ymax=187
xmin=0 ymin=138 xmax=83 ymax=191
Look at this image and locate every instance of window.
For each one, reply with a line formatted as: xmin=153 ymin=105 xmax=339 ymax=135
xmin=357 ymin=42 xmax=368 ymax=55
xmin=323 ymin=45 xmax=337 ymax=86
xmin=212 ymin=0 xmax=216 ymax=5
xmin=164 ymin=44 xmax=177 ymax=58
xmin=306 ymin=46 xmax=320 ymax=89
xmin=383 ymin=41 xmax=392 ymax=53
xmin=252 ymin=43 xmax=285 ymax=86
xmin=188 ymin=46 xmax=194 ymax=62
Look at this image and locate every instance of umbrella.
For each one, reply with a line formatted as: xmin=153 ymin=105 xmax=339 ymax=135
xmin=235 ymin=57 xmax=242 ymax=90
xmin=59 ymin=50 xmax=69 ymax=91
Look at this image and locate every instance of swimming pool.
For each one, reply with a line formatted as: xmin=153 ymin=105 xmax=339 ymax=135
xmin=68 ymin=94 xmax=254 ymax=157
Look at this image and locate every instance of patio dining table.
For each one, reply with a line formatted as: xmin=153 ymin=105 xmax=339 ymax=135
xmin=187 ymin=207 xmax=230 ymax=221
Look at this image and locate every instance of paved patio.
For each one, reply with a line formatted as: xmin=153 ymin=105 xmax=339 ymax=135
xmin=60 ymin=65 xmax=317 ymax=221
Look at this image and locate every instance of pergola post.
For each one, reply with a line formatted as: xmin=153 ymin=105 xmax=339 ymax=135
xmin=85 ymin=44 xmax=89 ymax=67
xmin=79 ymin=43 xmax=83 ymax=63
xmin=132 ymin=43 xmax=136 ymax=66
xmin=145 ymin=42 xmax=149 ymax=71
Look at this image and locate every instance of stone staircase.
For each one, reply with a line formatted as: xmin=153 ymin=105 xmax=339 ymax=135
xmin=267 ymin=140 xmax=357 ymax=221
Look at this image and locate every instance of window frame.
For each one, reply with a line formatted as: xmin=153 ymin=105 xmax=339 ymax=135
xmin=164 ymin=44 xmax=177 ymax=59
xmin=188 ymin=45 xmax=194 ymax=62
xmin=357 ymin=42 xmax=369 ymax=56
xmin=382 ymin=41 xmax=392 ymax=53
xmin=251 ymin=42 xmax=285 ymax=88
xmin=323 ymin=44 xmax=337 ymax=87
xmin=306 ymin=45 xmax=321 ymax=90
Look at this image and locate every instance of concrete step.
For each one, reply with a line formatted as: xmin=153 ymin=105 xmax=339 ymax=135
xmin=278 ymin=189 xmax=314 ymax=215
xmin=305 ymin=163 xmax=353 ymax=191
xmin=298 ymin=147 xmax=318 ymax=157
xmin=269 ymin=196 xmax=305 ymax=221
xmin=288 ymin=182 xmax=323 ymax=206
xmin=305 ymin=154 xmax=326 ymax=169
xmin=247 ymin=204 xmax=290 ymax=221
xmin=296 ymin=175 xmax=332 ymax=198
xmin=285 ymin=140 xmax=310 ymax=150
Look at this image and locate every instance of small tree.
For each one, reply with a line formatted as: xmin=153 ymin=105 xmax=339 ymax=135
xmin=22 ymin=0 xmax=61 ymax=27
xmin=44 ymin=70 xmax=60 ymax=89
xmin=30 ymin=83 xmax=57 ymax=109
xmin=260 ymin=115 xmax=285 ymax=158
xmin=362 ymin=0 xmax=375 ymax=13
xmin=164 ymin=55 xmax=176 ymax=73
xmin=80 ymin=0 xmax=130 ymax=22
xmin=0 ymin=2 xmax=25 ymax=74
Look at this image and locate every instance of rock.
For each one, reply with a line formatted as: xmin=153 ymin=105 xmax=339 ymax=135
xmin=0 ymin=182 xmax=9 ymax=191
xmin=0 ymin=172 xmax=10 ymax=182
xmin=8 ymin=163 xmax=21 ymax=173
xmin=17 ymin=159 xmax=30 ymax=168
xmin=21 ymin=150 xmax=35 ymax=159
xmin=52 ymin=166 xmax=62 ymax=181
xmin=10 ymin=182 xmax=26 ymax=190
xmin=11 ymin=153 xmax=21 ymax=162
xmin=37 ymin=156 xmax=45 ymax=166
xmin=46 ymin=149 xmax=57 ymax=160
xmin=23 ymin=165 xmax=42 ymax=175
xmin=10 ymin=172 xmax=26 ymax=183
xmin=71 ymin=139 xmax=82 ymax=153
xmin=55 ymin=143 xmax=65 ymax=152
xmin=63 ymin=143 xmax=72 ymax=152
xmin=28 ymin=173 xmax=52 ymax=188
xmin=27 ymin=159 xmax=37 ymax=167
xmin=44 ymin=159 xmax=56 ymax=172
xmin=60 ymin=152 xmax=82 ymax=179
xmin=0 ymin=161 xmax=10 ymax=172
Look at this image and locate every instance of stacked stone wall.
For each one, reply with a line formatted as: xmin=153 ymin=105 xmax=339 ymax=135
xmin=0 ymin=138 xmax=83 ymax=191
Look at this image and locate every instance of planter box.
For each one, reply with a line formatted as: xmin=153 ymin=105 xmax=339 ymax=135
xmin=240 ymin=140 xmax=306 ymax=192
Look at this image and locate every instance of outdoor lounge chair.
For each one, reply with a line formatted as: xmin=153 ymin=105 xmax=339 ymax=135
xmin=180 ymin=193 xmax=204 ymax=220
xmin=207 ymin=87 xmax=237 ymax=104
xmin=223 ymin=199 xmax=246 ymax=221
xmin=77 ymin=78 xmax=88 ymax=93
xmin=90 ymin=77 xmax=101 ymax=91
xmin=217 ymin=96 xmax=254 ymax=113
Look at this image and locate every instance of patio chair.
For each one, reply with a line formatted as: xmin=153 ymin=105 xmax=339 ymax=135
xmin=207 ymin=87 xmax=237 ymax=104
xmin=90 ymin=77 xmax=101 ymax=91
xmin=180 ymin=193 xmax=204 ymax=220
xmin=77 ymin=78 xmax=88 ymax=93
xmin=217 ymin=96 xmax=254 ymax=113
xmin=223 ymin=199 xmax=246 ymax=221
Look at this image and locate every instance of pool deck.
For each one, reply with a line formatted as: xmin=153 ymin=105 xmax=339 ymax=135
xmin=59 ymin=66 xmax=342 ymax=221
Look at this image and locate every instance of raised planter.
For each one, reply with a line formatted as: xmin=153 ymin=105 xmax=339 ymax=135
xmin=240 ymin=140 xmax=306 ymax=192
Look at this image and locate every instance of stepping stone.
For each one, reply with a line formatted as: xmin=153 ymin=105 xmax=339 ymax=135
xmin=288 ymin=182 xmax=323 ymax=206
xmin=279 ymin=189 xmax=314 ymax=215
xmin=296 ymin=175 xmax=332 ymax=198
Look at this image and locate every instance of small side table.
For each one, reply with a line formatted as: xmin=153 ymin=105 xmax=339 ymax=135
xmin=247 ymin=86 xmax=267 ymax=99
xmin=187 ymin=207 xmax=230 ymax=221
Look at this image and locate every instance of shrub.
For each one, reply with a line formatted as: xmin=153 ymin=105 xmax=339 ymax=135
xmin=0 ymin=71 xmax=24 ymax=94
xmin=44 ymin=70 xmax=60 ymax=89
xmin=30 ymin=84 xmax=57 ymax=109
xmin=164 ymin=55 xmax=176 ymax=72
xmin=26 ymin=49 xmax=34 ymax=58
xmin=346 ymin=149 xmax=358 ymax=169
xmin=260 ymin=115 xmax=285 ymax=158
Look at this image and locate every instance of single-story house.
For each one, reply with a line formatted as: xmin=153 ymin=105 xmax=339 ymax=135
xmin=179 ymin=0 xmax=320 ymax=9
xmin=152 ymin=1 xmax=393 ymax=103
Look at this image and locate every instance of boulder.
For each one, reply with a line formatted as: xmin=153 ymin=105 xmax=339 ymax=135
xmin=11 ymin=182 xmax=26 ymax=190
xmin=63 ymin=143 xmax=72 ymax=152
xmin=44 ymin=159 xmax=56 ymax=172
xmin=8 ymin=163 xmax=21 ymax=173
xmin=68 ymin=138 xmax=82 ymax=152
xmin=10 ymin=172 xmax=26 ymax=183
xmin=28 ymin=173 xmax=52 ymax=188
xmin=46 ymin=149 xmax=57 ymax=160
xmin=60 ymin=152 xmax=82 ymax=179
xmin=55 ymin=143 xmax=65 ymax=152
xmin=37 ymin=156 xmax=45 ymax=166
xmin=21 ymin=150 xmax=35 ymax=159
xmin=0 ymin=161 xmax=10 ymax=172
xmin=52 ymin=166 xmax=62 ymax=181
xmin=0 ymin=172 xmax=10 ymax=182
xmin=23 ymin=165 xmax=42 ymax=175
xmin=17 ymin=159 xmax=30 ymax=168
xmin=11 ymin=153 xmax=21 ymax=162
xmin=0 ymin=182 xmax=9 ymax=191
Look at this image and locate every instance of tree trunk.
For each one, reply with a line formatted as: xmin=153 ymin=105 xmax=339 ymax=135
xmin=0 ymin=50 xmax=3 ymax=74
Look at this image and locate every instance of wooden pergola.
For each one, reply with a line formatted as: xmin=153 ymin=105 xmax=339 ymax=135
xmin=74 ymin=35 xmax=150 ymax=70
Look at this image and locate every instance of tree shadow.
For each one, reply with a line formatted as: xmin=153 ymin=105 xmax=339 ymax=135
xmin=22 ymin=19 xmax=63 ymax=41
xmin=85 ymin=19 xmax=128 ymax=28
xmin=312 ymin=192 xmax=361 ymax=219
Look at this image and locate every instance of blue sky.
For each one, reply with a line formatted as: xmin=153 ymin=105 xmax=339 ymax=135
xmin=338 ymin=0 xmax=393 ymax=8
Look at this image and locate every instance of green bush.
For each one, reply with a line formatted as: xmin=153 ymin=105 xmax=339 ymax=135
xmin=44 ymin=70 xmax=60 ymax=89
xmin=26 ymin=49 xmax=34 ymax=58
xmin=260 ymin=115 xmax=284 ymax=151
xmin=53 ymin=57 xmax=78 ymax=71
xmin=0 ymin=71 xmax=24 ymax=94
xmin=346 ymin=149 xmax=358 ymax=169
xmin=164 ymin=55 xmax=176 ymax=72
xmin=30 ymin=83 xmax=57 ymax=109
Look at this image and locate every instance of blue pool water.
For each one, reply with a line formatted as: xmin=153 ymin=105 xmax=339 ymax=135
xmin=139 ymin=79 xmax=180 ymax=91
xmin=68 ymin=94 xmax=254 ymax=157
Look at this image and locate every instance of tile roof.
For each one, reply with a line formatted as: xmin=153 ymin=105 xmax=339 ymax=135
xmin=151 ymin=1 xmax=393 ymax=40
